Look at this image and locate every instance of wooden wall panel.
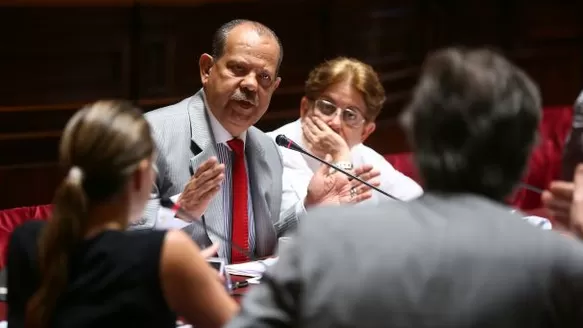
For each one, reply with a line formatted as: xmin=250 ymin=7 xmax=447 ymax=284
xmin=0 ymin=7 xmax=132 ymax=209
xmin=508 ymin=1 xmax=583 ymax=106
xmin=0 ymin=8 xmax=132 ymax=106
xmin=0 ymin=0 xmax=582 ymax=209
xmin=0 ymin=164 xmax=62 ymax=210
xmin=137 ymin=0 xmax=322 ymax=131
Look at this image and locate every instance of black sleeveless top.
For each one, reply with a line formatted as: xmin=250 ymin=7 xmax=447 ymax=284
xmin=7 ymin=220 xmax=176 ymax=328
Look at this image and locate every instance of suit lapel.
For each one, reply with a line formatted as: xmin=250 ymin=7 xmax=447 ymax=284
xmin=246 ymin=129 xmax=276 ymax=257
xmin=186 ymin=90 xmax=224 ymax=249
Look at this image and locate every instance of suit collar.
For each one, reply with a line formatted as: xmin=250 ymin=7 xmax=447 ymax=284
xmin=186 ymin=90 xmax=223 ymax=249
xmin=245 ymin=126 xmax=272 ymax=256
xmin=187 ymin=89 xmax=213 ymax=151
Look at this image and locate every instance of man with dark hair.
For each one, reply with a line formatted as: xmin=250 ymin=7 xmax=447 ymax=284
xmin=227 ymin=48 xmax=583 ymax=327
xmin=142 ymin=19 xmax=379 ymax=264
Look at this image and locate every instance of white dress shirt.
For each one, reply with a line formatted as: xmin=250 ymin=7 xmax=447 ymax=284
xmin=267 ymin=119 xmax=424 ymax=214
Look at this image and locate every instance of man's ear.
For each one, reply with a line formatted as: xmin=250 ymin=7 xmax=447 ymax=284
xmin=299 ymin=96 xmax=310 ymax=117
xmin=272 ymin=76 xmax=281 ymax=91
xmin=199 ymin=53 xmax=214 ymax=85
xmin=361 ymin=122 xmax=376 ymax=142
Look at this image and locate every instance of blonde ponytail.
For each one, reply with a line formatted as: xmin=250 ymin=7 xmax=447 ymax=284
xmin=25 ymin=166 xmax=88 ymax=328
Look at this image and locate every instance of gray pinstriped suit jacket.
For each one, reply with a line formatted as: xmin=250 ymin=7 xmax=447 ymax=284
xmin=142 ymin=89 xmax=298 ymax=260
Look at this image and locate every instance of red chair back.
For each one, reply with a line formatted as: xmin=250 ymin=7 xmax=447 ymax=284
xmin=383 ymin=106 xmax=573 ymax=212
xmin=510 ymin=106 xmax=573 ymax=210
xmin=0 ymin=205 xmax=52 ymax=268
xmin=384 ymin=152 xmax=422 ymax=185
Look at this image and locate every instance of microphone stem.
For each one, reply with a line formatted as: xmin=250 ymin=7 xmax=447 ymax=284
xmin=519 ymin=183 xmax=543 ymax=194
xmin=298 ymin=149 xmax=399 ymax=200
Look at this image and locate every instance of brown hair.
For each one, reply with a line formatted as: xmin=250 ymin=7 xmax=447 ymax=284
xmin=25 ymin=100 xmax=154 ymax=327
xmin=304 ymin=57 xmax=386 ymax=121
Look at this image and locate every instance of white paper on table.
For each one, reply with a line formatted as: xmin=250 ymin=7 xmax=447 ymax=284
xmin=522 ymin=215 xmax=552 ymax=230
xmin=154 ymin=194 xmax=191 ymax=230
xmin=247 ymin=276 xmax=262 ymax=285
xmin=226 ymin=257 xmax=279 ymax=278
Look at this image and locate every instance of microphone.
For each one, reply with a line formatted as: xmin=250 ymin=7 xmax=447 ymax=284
xmin=275 ymin=134 xmax=400 ymax=200
xmin=160 ymin=198 xmax=259 ymax=262
xmin=519 ymin=183 xmax=543 ymax=194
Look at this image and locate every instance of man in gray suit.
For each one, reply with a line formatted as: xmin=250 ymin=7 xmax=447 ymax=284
xmin=227 ymin=48 xmax=583 ymax=327
xmin=144 ymin=19 xmax=379 ymax=263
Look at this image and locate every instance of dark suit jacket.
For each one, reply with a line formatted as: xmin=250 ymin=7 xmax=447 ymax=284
xmin=227 ymin=193 xmax=583 ymax=327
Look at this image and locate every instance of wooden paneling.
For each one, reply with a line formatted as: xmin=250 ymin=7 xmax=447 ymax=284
xmin=0 ymin=8 xmax=132 ymax=106
xmin=0 ymin=0 xmax=582 ymax=209
xmin=508 ymin=1 xmax=583 ymax=106
xmin=137 ymin=0 xmax=321 ymax=127
xmin=0 ymin=0 xmax=132 ymax=6
xmin=0 ymin=164 xmax=62 ymax=210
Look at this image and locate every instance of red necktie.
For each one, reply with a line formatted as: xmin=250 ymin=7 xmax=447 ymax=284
xmin=227 ymin=138 xmax=249 ymax=263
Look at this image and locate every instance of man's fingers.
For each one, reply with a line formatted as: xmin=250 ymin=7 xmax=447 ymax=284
xmin=541 ymin=190 xmax=553 ymax=205
xmin=193 ymin=163 xmax=225 ymax=185
xmin=548 ymin=181 xmax=575 ymax=200
xmin=200 ymin=243 xmax=220 ymax=258
xmin=545 ymin=198 xmax=572 ymax=214
xmin=572 ymin=164 xmax=583 ymax=202
xmin=198 ymin=185 xmax=222 ymax=202
xmin=194 ymin=157 xmax=219 ymax=178
xmin=570 ymin=164 xmax=583 ymax=236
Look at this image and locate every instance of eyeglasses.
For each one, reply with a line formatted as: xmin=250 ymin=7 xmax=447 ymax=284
xmin=313 ymin=99 xmax=366 ymax=128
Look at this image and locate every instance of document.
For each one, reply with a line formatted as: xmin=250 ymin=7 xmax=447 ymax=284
xmin=226 ymin=257 xmax=279 ymax=278
xmin=522 ymin=215 xmax=552 ymax=230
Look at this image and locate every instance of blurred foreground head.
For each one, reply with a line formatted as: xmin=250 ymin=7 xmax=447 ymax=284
xmin=26 ymin=100 xmax=156 ymax=327
xmin=401 ymin=48 xmax=542 ymax=201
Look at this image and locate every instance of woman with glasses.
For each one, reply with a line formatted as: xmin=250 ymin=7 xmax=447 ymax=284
xmin=268 ymin=57 xmax=423 ymax=210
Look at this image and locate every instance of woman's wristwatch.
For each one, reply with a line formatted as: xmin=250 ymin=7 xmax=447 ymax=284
xmin=329 ymin=161 xmax=353 ymax=174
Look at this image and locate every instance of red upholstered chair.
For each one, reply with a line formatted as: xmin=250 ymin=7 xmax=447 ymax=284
xmin=383 ymin=106 xmax=573 ymax=214
xmin=0 ymin=204 xmax=53 ymax=269
xmin=510 ymin=106 xmax=573 ymax=210
xmin=384 ymin=152 xmax=422 ymax=185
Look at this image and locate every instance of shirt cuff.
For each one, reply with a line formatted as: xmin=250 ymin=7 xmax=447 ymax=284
xmin=294 ymin=197 xmax=307 ymax=219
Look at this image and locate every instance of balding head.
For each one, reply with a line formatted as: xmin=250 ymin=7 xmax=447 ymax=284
xmin=211 ymin=19 xmax=283 ymax=75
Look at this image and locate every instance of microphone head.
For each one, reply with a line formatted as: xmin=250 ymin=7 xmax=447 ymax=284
xmin=160 ymin=198 xmax=175 ymax=209
xmin=275 ymin=134 xmax=290 ymax=147
xmin=275 ymin=134 xmax=304 ymax=153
